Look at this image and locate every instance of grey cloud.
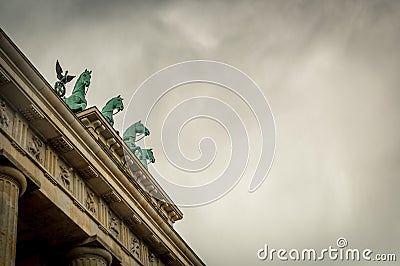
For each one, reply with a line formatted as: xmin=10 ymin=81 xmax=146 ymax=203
xmin=1 ymin=0 xmax=399 ymax=265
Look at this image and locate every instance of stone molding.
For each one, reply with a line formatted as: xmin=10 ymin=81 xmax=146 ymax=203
xmin=0 ymin=67 xmax=10 ymax=85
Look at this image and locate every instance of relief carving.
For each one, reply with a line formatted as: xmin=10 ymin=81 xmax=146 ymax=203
xmin=85 ymin=191 xmax=96 ymax=213
xmin=0 ymin=98 xmax=10 ymax=129
xmin=28 ymin=135 xmax=43 ymax=162
xmin=149 ymin=252 xmax=155 ymax=262
xmin=131 ymin=237 xmax=140 ymax=256
xmin=109 ymin=213 xmax=120 ymax=236
xmin=59 ymin=165 xmax=73 ymax=190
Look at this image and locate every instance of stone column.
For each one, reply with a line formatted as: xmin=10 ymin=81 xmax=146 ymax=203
xmin=0 ymin=166 xmax=27 ymax=266
xmin=67 ymin=246 xmax=112 ymax=266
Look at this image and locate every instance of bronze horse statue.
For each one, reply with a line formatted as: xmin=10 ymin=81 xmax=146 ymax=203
xmin=63 ymin=69 xmax=91 ymax=113
xmin=101 ymin=95 xmax=124 ymax=127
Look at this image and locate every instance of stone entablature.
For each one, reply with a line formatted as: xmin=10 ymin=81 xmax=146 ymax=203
xmin=0 ymin=28 xmax=204 ymax=266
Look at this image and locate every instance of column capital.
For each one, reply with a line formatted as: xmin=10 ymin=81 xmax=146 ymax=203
xmin=0 ymin=165 xmax=27 ymax=196
xmin=67 ymin=246 xmax=112 ymax=266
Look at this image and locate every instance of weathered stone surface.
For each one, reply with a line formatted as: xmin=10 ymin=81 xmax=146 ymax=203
xmin=0 ymin=166 xmax=26 ymax=266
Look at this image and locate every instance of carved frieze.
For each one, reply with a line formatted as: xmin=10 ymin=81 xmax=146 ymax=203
xmin=0 ymin=98 xmax=10 ymax=129
xmin=149 ymin=252 xmax=155 ymax=263
xmin=109 ymin=212 xmax=120 ymax=237
xmin=85 ymin=191 xmax=96 ymax=214
xmin=130 ymin=235 xmax=141 ymax=257
xmin=28 ymin=135 xmax=43 ymax=163
xmin=59 ymin=165 xmax=73 ymax=190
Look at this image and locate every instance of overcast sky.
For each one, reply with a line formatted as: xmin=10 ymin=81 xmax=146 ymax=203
xmin=1 ymin=0 xmax=399 ymax=265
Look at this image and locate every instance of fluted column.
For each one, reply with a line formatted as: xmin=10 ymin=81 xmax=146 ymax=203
xmin=67 ymin=246 xmax=112 ymax=266
xmin=0 ymin=166 xmax=27 ymax=266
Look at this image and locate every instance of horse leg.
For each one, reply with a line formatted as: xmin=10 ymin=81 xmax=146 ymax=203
xmin=64 ymin=95 xmax=87 ymax=113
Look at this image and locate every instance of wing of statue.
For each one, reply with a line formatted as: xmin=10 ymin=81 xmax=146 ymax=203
xmin=66 ymin=75 xmax=75 ymax=83
xmin=56 ymin=60 xmax=63 ymax=80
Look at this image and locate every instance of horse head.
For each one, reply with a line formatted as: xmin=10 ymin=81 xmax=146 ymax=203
xmin=123 ymin=120 xmax=150 ymax=145
xmin=81 ymin=69 xmax=92 ymax=87
xmin=134 ymin=120 xmax=150 ymax=136
xmin=72 ymin=69 xmax=92 ymax=96
xmin=114 ymin=95 xmax=124 ymax=112
xmin=102 ymin=95 xmax=124 ymax=113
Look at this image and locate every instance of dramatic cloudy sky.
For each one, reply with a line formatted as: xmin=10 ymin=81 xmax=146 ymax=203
xmin=1 ymin=0 xmax=399 ymax=265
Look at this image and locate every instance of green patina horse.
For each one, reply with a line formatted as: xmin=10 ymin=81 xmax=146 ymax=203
xmin=135 ymin=147 xmax=155 ymax=169
xmin=101 ymin=95 xmax=124 ymax=127
xmin=63 ymin=69 xmax=92 ymax=113
xmin=123 ymin=121 xmax=153 ymax=168
xmin=123 ymin=120 xmax=150 ymax=152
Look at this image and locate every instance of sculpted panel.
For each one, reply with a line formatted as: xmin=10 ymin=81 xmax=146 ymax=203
xmin=27 ymin=134 xmax=44 ymax=163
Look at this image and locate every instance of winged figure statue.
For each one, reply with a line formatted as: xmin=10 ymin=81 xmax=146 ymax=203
xmin=54 ymin=60 xmax=75 ymax=97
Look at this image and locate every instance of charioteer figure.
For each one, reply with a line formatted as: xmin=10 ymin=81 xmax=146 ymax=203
xmin=54 ymin=60 xmax=75 ymax=97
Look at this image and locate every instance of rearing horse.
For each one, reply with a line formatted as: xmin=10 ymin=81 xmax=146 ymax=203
xmin=101 ymin=95 xmax=124 ymax=127
xmin=63 ymin=69 xmax=92 ymax=113
xmin=123 ymin=121 xmax=150 ymax=152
